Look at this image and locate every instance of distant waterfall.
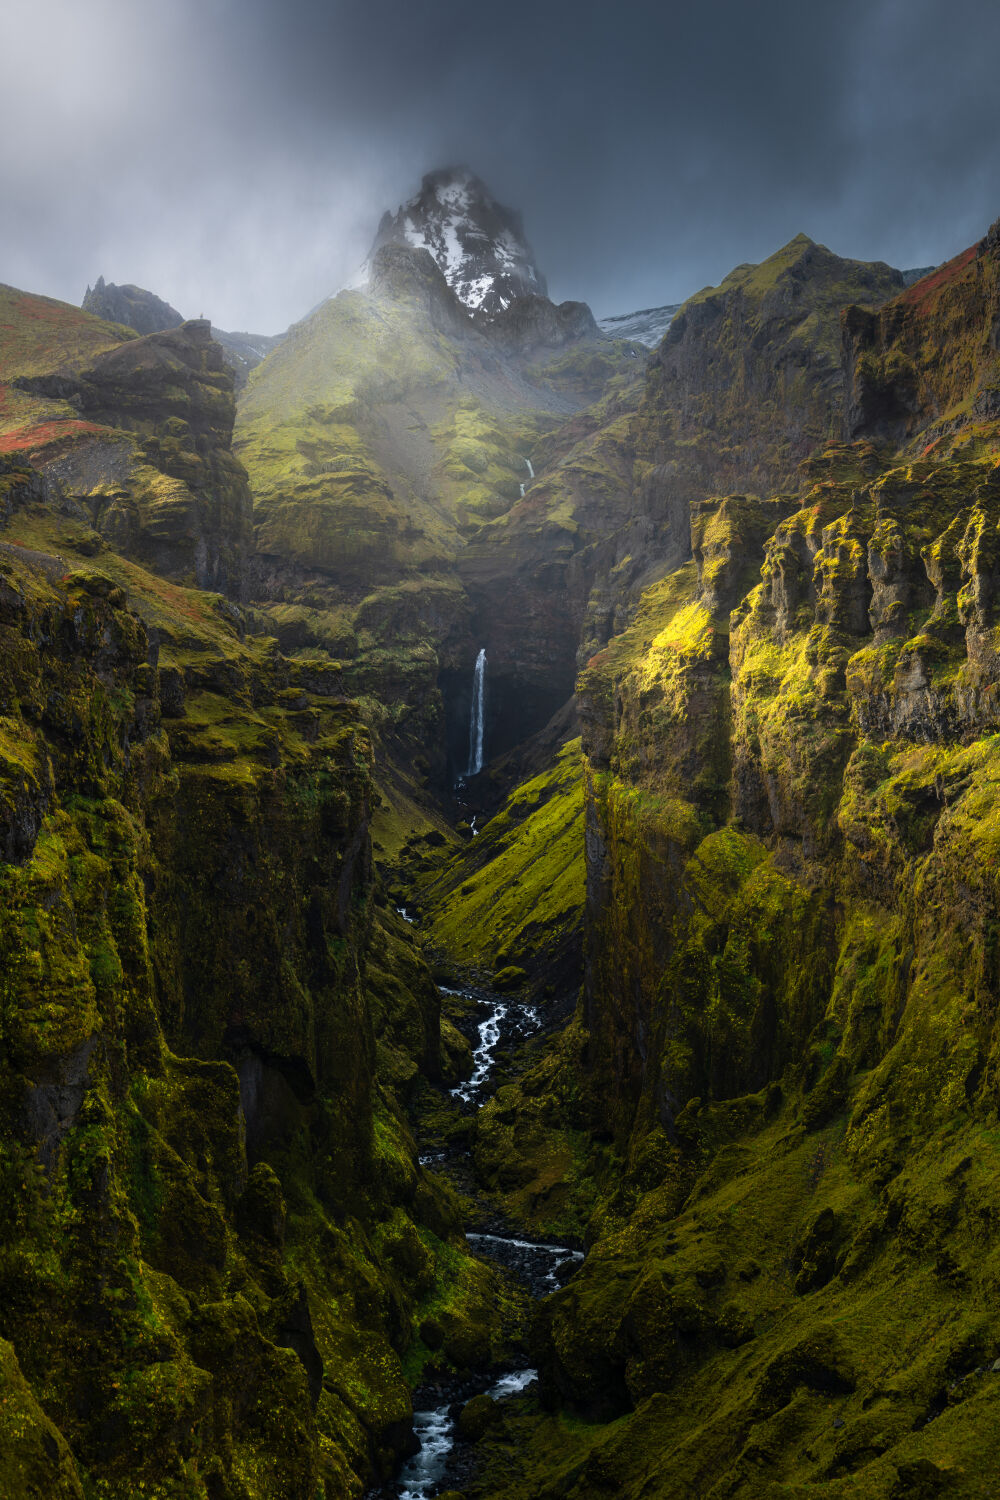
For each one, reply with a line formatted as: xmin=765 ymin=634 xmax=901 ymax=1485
xmin=467 ymin=648 xmax=487 ymax=776
xmin=523 ymin=456 xmax=535 ymax=480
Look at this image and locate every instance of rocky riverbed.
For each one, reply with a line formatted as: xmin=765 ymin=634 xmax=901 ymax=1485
xmin=370 ymin=973 xmax=585 ymax=1498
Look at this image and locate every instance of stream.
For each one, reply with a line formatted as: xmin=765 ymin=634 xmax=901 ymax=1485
xmin=372 ymin=971 xmax=584 ymax=1498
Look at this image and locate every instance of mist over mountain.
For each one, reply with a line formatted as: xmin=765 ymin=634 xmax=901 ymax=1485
xmin=371 ymin=166 xmax=548 ymax=316
xmin=4 ymin=0 xmax=1000 ymax=330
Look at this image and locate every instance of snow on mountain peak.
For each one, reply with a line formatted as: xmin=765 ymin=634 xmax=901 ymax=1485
xmin=370 ymin=167 xmax=547 ymax=317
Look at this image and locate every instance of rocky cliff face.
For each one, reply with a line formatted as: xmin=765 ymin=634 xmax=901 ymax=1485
xmin=82 ymin=275 xmax=184 ymax=335
xmin=843 ymin=225 xmax=1000 ymax=452
xmin=371 ymin=166 xmax=547 ymax=316
xmin=9 ymin=309 xmax=253 ymax=597
xmin=235 ymin=238 xmax=639 ymax=777
xmin=460 ymin=235 xmax=905 ymax=746
xmin=461 ymin=226 xmax=1000 ymax=1500
xmin=0 ymin=290 xmax=513 ymax=1500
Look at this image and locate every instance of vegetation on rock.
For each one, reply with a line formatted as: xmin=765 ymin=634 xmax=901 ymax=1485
xmin=461 ymin=227 xmax=1000 ymax=1500
xmin=6 ymin=198 xmax=1000 ymax=1500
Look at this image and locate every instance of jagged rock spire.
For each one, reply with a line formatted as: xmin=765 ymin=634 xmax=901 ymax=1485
xmin=370 ymin=166 xmax=547 ymax=317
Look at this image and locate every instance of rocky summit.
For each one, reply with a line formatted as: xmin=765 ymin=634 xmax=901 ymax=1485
xmin=370 ymin=166 xmax=548 ymax=316
xmin=4 ymin=168 xmax=1000 ymax=1500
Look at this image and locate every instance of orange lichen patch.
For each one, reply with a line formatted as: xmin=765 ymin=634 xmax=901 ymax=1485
xmin=0 ymin=418 xmax=108 ymax=456
xmin=899 ymin=244 xmax=978 ymax=312
xmin=144 ymin=578 xmax=213 ymax=624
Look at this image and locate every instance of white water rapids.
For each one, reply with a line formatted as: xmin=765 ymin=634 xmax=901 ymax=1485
xmin=395 ymin=1369 xmax=538 ymax=1500
xmin=467 ymin=1232 xmax=583 ymax=1292
xmin=377 ymin=973 xmax=583 ymax=1497
xmin=449 ymin=989 xmax=538 ymax=1105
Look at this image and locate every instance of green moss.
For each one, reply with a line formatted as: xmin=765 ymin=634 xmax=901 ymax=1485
xmin=420 ymin=739 xmax=585 ymax=982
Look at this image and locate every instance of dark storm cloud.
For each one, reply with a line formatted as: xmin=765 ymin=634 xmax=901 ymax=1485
xmin=2 ymin=0 xmax=999 ymax=330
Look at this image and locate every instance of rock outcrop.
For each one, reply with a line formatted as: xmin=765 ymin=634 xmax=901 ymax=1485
xmin=82 ymin=275 xmax=184 ymax=334
xmin=13 ymin=313 xmax=253 ymax=596
xmin=80 ymin=276 xmax=284 ymax=389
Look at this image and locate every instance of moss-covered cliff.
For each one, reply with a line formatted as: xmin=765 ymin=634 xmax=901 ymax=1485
xmin=8 ymin=194 xmax=1000 ymax=1500
xmin=0 ymin=288 xmax=517 ymax=1499
xmin=460 ymin=236 xmax=906 ymax=729
xmin=235 ymin=245 xmax=640 ymax=771
xmin=460 ymin=227 xmax=1000 ymax=1500
xmin=1 ymin=290 xmax=253 ymax=596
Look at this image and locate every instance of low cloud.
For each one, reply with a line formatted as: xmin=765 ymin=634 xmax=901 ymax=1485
xmin=2 ymin=0 xmax=998 ymax=331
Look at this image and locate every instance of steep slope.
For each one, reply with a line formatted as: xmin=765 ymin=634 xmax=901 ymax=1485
xmin=417 ymin=735 xmax=585 ymax=996
xmin=0 ymin=287 xmax=518 ymax=1500
xmin=459 ymin=235 xmax=905 ymax=735
xmin=843 ymin=221 xmax=1000 ymax=455
xmin=459 ymin=224 xmax=1000 ymax=1500
xmin=235 ymin=238 xmax=640 ymax=776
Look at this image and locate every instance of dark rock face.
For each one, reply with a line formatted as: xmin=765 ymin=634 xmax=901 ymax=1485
xmin=82 ymin=275 xmax=183 ymax=334
xmin=368 ymin=241 xmax=476 ymax=337
xmin=647 ymin=234 xmax=904 ymax=497
xmin=21 ymin=320 xmax=253 ymax=596
xmin=484 ymin=295 xmax=599 ymax=353
xmin=843 ymin=232 xmax=1000 ymax=448
xmin=370 ymin=165 xmax=547 ymax=316
xmin=80 ymin=275 xmax=283 ymax=390
xmin=458 ymin=236 xmax=904 ymax=746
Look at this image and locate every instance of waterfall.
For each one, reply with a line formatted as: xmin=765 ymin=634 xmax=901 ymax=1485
xmin=519 ymin=483 xmax=525 ymax=497
xmin=466 ymin=648 xmax=487 ymax=776
xmin=523 ymin=456 xmax=535 ymax=480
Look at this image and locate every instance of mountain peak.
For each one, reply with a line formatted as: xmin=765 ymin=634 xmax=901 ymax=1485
xmin=82 ymin=277 xmax=183 ymax=336
xmin=370 ymin=166 xmax=547 ymax=317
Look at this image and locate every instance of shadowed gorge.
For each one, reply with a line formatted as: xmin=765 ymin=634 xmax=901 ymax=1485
xmin=4 ymin=136 xmax=1000 ymax=1500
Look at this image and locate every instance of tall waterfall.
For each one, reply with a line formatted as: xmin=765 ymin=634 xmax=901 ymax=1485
xmin=466 ymin=648 xmax=487 ymax=776
xmin=524 ymin=456 xmax=535 ymax=479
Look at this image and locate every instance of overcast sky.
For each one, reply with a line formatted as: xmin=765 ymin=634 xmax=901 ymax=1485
xmin=2 ymin=0 xmax=999 ymax=332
